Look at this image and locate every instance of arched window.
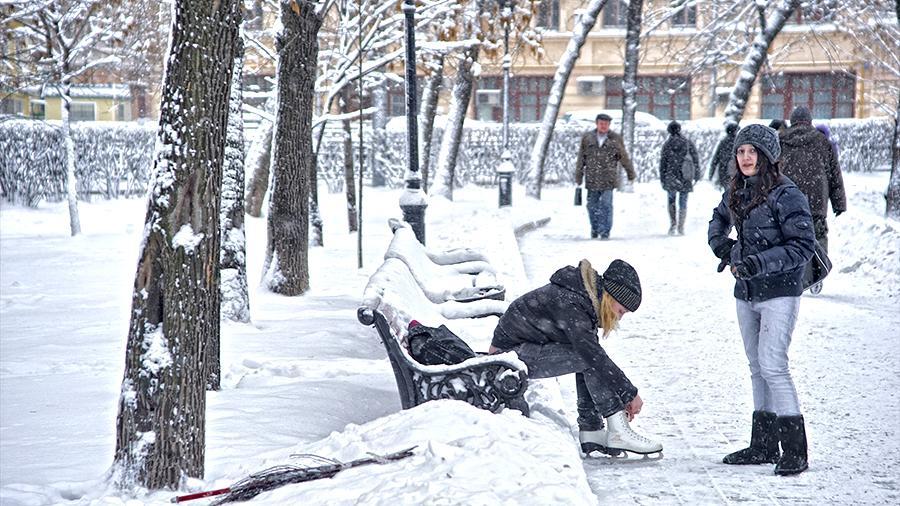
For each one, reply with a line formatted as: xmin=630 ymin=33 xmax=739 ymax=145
xmin=602 ymin=0 xmax=628 ymax=28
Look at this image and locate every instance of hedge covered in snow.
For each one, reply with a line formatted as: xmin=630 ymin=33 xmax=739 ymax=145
xmin=0 ymin=116 xmax=892 ymax=205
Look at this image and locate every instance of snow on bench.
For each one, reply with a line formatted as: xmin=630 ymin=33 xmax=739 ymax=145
xmin=358 ymin=257 xmax=529 ymax=415
xmin=384 ymin=222 xmax=505 ymax=303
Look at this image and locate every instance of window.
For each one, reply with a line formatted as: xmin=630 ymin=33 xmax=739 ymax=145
xmin=476 ymin=76 xmax=554 ymax=123
xmin=536 ymin=0 xmax=560 ymax=31
xmin=785 ymin=0 xmax=836 ymax=24
xmin=243 ymin=1 xmax=264 ymax=31
xmin=602 ymin=0 xmax=628 ymax=28
xmin=761 ymin=72 xmax=855 ymax=120
xmin=606 ymin=76 xmax=692 ymax=121
xmin=116 ymin=102 xmax=130 ymax=121
xmin=70 ymin=102 xmax=96 ymax=121
xmin=30 ymin=100 xmax=46 ymax=119
xmin=671 ymin=2 xmax=696 ymax=28
xmin=0 ymin=97 xmax=24 ymax=115
xmin=386 ymin=81 xmax=423 ymax=118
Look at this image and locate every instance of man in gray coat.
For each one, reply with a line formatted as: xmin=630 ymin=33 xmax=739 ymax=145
xmin=779 ymin=106 xmax=847 ymax=292
xmin=575 ymin=113 xmax=636 ymax=240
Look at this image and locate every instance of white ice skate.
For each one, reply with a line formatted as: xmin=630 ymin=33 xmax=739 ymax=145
xmin=605 ymin=410 xmax=663 ymax=457
xmin=579 ymin=429 xmax=623 ymax=457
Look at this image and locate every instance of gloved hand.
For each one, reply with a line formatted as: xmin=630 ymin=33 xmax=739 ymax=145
xmin=733 ymin=256 xmax=760 ymax=280
xmin=835 ymin=210 xmax=844 ymax=217
xmin=713 ymin=238 xmax=737 ymax=260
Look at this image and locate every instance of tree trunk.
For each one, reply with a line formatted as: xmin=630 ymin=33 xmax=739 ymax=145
xmin=419 ymin=54 xmax=445 ymax=193
xmin=723 ymin=0 xmax=799 ymax=126
xmin=263 ymin=0 xmax=322 ymax=295
xmin=887 ymin=88 xmax=900 ymax=218
xmin=60 ymin=81 xmax=82 ymax=236
xmin=526 ymin=0 xmax=608 ymax=199
xmin=220 ymin=39 xmax=251 ymax=328
xmin=342 ymin=88 xmax=358 ymax=232
xmin=244 ymin=114 xmax=274 ymax=217
xmin=431 ymin=45 xmax=479 ymax=201
xmin=113 ymin=0 xmax=240 ymax=490
xmin=621 ymin=0 xmax=644 ymax=157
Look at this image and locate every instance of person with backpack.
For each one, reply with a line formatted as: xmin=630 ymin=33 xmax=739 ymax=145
xmin=709 ymin=123 xmax=738 ymax=190
xmin=707 ymin=124 xmax=816 ymax=475
xmin=489 ymin=258 xmax=663 ymax=457
xmin=659 ymin=121 xmax=701 ymax=235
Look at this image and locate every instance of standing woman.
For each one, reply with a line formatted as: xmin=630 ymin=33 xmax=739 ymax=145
xmin=707 ymin=124 xmax=816 ymax=475
xmin=659 ymin=121 xmax=701 ymax=235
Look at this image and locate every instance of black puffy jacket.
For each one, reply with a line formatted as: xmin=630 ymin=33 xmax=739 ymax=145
xmin=708 ymin=175 xmax=816 ymax=302
xmin=659 ymin=133 xmax=701 ymax=193
xmin=491 ymin=266 xmax=637 ymax=402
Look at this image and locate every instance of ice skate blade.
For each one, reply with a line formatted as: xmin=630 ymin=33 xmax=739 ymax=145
xmin=608 ymin=448 xmax=664 ymax=460
xmin=581 ymin=442 xmax=623 ymax=458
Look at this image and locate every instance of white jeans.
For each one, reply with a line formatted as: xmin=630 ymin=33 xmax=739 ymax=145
xmin=735 ymin=297 xmax=802 ymax=416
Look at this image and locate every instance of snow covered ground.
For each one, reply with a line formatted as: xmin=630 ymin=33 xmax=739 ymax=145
xmin=1 ymin=172 xmax=898 ymax=505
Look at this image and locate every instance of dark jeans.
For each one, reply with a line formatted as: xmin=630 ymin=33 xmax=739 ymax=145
xmin=586 ymin=189 xmax=614 ymax=237
xmin=513 ymin=341 xmax=627 ymax=430
xmin=667 ymin=191 xmax=689 ymax=213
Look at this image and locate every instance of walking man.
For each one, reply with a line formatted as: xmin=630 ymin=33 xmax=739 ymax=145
xmin=779 ymin=106 xmax=846 ymax=293
xmin=659 ymin=121 xmax=701 ymax=235
xmin=709 ymin=123 xmax=738 ymax=190
xmin=575 ymin=113 xmax=636 ymax=240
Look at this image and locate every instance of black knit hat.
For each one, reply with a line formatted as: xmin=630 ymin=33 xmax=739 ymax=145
xmin=789 ymin=106 xmax=812 ymax=125
xmin=602 ymin=259 xmax=642 ymax=312
xmin=733 ymin=124 xmax=781 ymax=165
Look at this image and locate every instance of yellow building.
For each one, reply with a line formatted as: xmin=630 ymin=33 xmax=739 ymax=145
xmin=1 ymin=84 xmax=136 ymax=121
xmin=464 ymin=0 xmax=898 ymax=123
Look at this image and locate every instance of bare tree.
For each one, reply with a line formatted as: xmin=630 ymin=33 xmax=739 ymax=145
xmin=723 ymin=0 xmax=800 ymax=126
xmin=526 ymin=0 xmax=610 ymax=199
xmin=431 ymin=45 xmax=479 ymax=200
xmin=621 ymin=0 xmax=645 ymax=156
xmin=341 ymin=87 xmax=358 ymax=231
xmin=418 ymin=53 xmax=445 ymax=192
xmin=220 ymin=38 xmax=251 ymax=327
xmin=2 ymin=0 xmax=131 ymax=235
xmin=262 ymin=0 xmax=324 ymax=295
xmin=112 ymin=0 xmax=241 ymax=490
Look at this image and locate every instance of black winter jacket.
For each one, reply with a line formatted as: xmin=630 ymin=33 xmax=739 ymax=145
xmin=492 ymin=266 xmax=637 ymax=402
xmin=659 ymin=133 xmax=701 ymax=193
xmin=779 ymin=124 xmax=847 ymax=217
xmin=708 ymin=175 xmax=816 ymax=302
xmin=708 ymin=133 xmax=736 ymax=189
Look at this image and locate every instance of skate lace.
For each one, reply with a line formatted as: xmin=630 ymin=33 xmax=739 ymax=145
xmin=624 ymin=425 xmax=653 ymax=443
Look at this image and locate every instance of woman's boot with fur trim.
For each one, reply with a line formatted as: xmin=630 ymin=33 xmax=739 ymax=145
xmin=605 ymin=410 xmax=663 ymax=455
xmin=723 ymin=411 xmax=780 ymax=465
xmin=775 ymin=415 xmax=809 ymax=475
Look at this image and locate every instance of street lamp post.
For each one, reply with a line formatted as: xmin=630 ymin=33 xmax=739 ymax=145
xmin=400 ymin=0 xmax=427 ymax=243
xmin=497 ymin=0 xmax=514 ymax=207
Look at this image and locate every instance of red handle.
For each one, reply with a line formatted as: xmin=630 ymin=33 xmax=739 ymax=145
xmin=171 ymin=487 xmax=231 ymax=503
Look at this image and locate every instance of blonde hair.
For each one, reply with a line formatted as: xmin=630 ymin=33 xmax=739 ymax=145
xmin=599 ymin=291 xmax=621 ymax=338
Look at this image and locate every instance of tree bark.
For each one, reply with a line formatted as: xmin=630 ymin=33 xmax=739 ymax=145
xmin=263 ymin=0 xmax=323 ymax=295
xmin=419 ymin=54 xmax=445 ymax=193
xmin=526 ymin=0 xmax=609 ymax=199
xmin=723 ymin=0 xmax=799 ymax=126
xmin=621 ymin=0 xmax=644 ymax=157
xmin=245 ymin=117 xmax=274 ymax=218
xmin=431 ymin=45 xmax=479 ymax=201
xmin=61 ymin=79 xmax=82 ymax=236
xmin=342 ymin=87 xmax=358 ymax=232
xmin=887 ymin=88 xmax=900 ymax=218
xmin=113 ymin=0 xmax=240 ymax=490
xmin=220 ymin=39 xmax=251 ymax=328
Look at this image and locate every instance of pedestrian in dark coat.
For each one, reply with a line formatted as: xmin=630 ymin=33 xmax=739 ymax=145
xmin=780 ymin=107 xmax=847 ymax=293
xmin=659 ymin=121 xmax=701 ymax=235
xmin=490 ymin=259 xmax=662 ymax=457
xmin=575 ymin=114 xmax=637 ymax=240
xmin=708 ymin=124 xmax=816 ymax=476
xmin=709 ymin=123 xmax=738 ymax=190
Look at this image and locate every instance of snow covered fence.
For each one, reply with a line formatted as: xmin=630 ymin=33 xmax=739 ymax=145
xmin=1 ymin=116 xmax=891 ymax=205
xmin=0 ymin=119 xmax=154 ymax=206
xmin=681 ymin=117 xmax=893 ymax=177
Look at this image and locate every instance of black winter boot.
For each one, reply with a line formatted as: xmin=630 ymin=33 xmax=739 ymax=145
xmin=775 ymin=415 xmax=809 ymax=475
xmin=667 ymin=201 xmax=677 ymax=235
xmin=677 ymin=208 xmax=687 ymax=235
xmin=723 ymin=411 xmax=780 ymax=465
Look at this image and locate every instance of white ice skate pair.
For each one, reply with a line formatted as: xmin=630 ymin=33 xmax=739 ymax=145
xmin=580 ymin=410 xmax=663 ymax=458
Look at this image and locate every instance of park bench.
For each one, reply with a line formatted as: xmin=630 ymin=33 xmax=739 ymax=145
xmin=384 ymin=220 xmax=505 ymax=303
xmin=358 ymin=255 xmax=529 ymax=416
